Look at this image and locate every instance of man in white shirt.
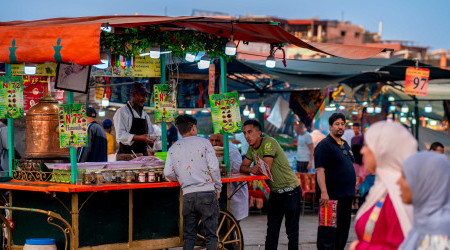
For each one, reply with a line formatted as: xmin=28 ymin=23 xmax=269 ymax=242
xmin=113 ymin=82 xmax=156 ymax=159
xmin=294 ymin=121 xmax=313 ymax=173
xmin=164 ymin=115 xmax=221 ymax=250
xmin=342 ymin=123 xmax=355 ymax=144
xmin=209 ymin=134 xmax=249 ymax=221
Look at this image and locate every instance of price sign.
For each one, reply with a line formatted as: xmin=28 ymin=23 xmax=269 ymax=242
xmin=404 ymin=67 xmax=430 ymax=96
xmin=0 ymin=76 xmax=24 ymax=119
xmin=58 ymin=104 xmax=88 ymax=148
xmin=209 ymin=92 xmax=242 ymax=134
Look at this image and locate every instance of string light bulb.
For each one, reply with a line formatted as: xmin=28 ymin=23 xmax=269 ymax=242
xmin=198 ymin=54 xmax=211 ymax=69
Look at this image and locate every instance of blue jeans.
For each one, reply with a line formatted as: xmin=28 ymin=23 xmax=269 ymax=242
xmin=266 ymin=186 xmax=302 ymax=250
xmin=182 ymin=191 xmax=219 ymax=250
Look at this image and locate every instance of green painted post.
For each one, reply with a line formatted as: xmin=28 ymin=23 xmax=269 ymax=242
xmin=67 ymin=91 xmax=78 ymax=184
xmin=160 ymin=50 xmax=167 ymax=152
xmin=5 ymin=64 xmax=14 ymax=177
xmin=220 ymin=57 xmax=230 ymax=174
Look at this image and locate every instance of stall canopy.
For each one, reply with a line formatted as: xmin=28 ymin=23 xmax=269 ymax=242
xmin=240 ymin=58 xmax=450 ymax=89
xmin=0 ymin=15 xmax=388 ymax=65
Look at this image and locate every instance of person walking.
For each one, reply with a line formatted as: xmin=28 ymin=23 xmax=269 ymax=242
xmin=164 ymin=115 xmax=221 ymax=250
xmin=349 ymin=120 xmax=417 ymax=250
xmin=294 ymin=120 xmax=313 ymax=173
xmin=240 ymin=119 xmax=301 ymax=250
xmin=398 ymin=151 xmax=450 ymax=249
xmin=77 ymin=107 xmax=107 ymax=162
xmin=314 ymin=113 xmax=356 ymax=250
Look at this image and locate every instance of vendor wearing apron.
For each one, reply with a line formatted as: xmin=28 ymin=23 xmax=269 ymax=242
xmin=113 ymin=82 xmax=156 ymax=160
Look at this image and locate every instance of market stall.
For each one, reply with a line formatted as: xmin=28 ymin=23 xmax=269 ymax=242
xmin=0 ymin=15 xmax=386 ymax=249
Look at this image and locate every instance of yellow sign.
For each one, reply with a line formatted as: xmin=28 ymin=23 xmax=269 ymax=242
xmin=11 ymin=63 xmax=58 ymax=76
xmin=111 ymin=56 xmax=161 ymax=77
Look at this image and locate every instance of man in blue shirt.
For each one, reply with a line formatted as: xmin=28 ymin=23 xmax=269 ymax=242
xmin=315 ymin=113 xmax=356 ymax=250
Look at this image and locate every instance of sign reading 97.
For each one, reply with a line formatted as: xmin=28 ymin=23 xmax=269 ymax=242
xmin=404 ymin=67 xmax=430 ymax=96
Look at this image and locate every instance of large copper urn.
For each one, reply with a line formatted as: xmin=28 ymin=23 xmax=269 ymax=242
xmin=25 ymin=95 xmax=69 ymax=159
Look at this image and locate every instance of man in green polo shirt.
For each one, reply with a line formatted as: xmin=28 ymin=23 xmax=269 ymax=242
xmin=240 ymin=119 xmax=301 ymax=250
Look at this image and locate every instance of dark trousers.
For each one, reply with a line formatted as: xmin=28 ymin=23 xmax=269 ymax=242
xmin=317 ymin=196 xmax=353 ymax=250
xmin=296 ymin=161 xmax=309 ymax=173
xmin=182 ymin=191 xmax=219 ymax=250
xmin=266 ymin=186 xmax=302 ymax=250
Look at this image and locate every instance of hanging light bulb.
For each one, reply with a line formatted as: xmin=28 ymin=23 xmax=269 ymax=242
xmin=401 ymin=104 xmax=409 ymax=113
xmin=388 ymin=96 xmax=395 ymax=102
xmin=149 ymin=47 xmax=161 ymax=59
xmin=362 ymin=101 xmax=368 ymax=106
xmin=198 ymin=54 xmax=211 ymax=69
xmin=375 ymin=106 xmax=382 ymax=114
xmin=99 ymin=108 xmax=106 ymax=117
xmin=430 ymin=120 xmax=438 ymax=126
xmin=400 ymin=117 xmax=407 ymax=123
xmin=24 ymin=63 xmax=37 ymax=75
xmin=367 ymin=107 xmax=374 ymax=113
xmin=325 ymin=106 xmax=337 ymax=111
xmin=339 ymin=105 xmax=346 ymax=110
xmin=411 ymin=119 xmax=416 ymax=125
xmin=259 ymin=103 xmax=267 ymax=113
xmin=389 ymin=105 xmax=396 ymax=112
xmin=243 ymin=105 xmax=250 ymax=116
xmin=352 ymin=110 xmax=359 ymax=115
xmin=185 ymin=110 xmax=193 ymax=115
xmin=249 ymin=108 xmax=256 ymax=119
xmin=265 ymin=55 xmax=276 ymax=68
xmin=101 ymin=93 xmax=110 ymax=107
xmin=424 ymin=104 xmax=432 ymax=113
xmin=239 ymin=94 xmax=246 ymax=101
xmin=225 ymin=40 xmax=237 ymax=56
xmin=185 ymin=52 xmax=196 ymax=62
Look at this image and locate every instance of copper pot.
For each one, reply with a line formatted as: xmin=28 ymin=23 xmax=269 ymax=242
xmin=25 ymin=95 xmax=69 ymax=159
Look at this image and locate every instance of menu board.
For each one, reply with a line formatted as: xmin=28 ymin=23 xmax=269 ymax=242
xmin=209 ymin=92 xmax=242 ymax=134
xmin=110 ymin=56 xmax=161 ymax=77
xmin=23 ymin=75 xmax=47 ymax=113
xmin=12 ymin=62 xmax=58 ymax=76
xmin=153 ymin=84 xmax=177 ymax=122
xmin=58 ymin=104 xmax=88 ymax=148
xmin=0 ymin=76 xmax=24 ymax=119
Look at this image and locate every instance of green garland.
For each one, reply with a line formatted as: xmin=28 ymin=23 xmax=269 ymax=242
xmin=100 ymin=27 xmax=231 ymax=61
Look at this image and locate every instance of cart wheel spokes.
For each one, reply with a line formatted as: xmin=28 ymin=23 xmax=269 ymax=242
xmin=197 ymin=210 xmax=244 ymax=250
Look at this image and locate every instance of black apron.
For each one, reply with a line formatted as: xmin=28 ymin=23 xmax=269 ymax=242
xmin=117 ymin=103 xmax=149 ymax=156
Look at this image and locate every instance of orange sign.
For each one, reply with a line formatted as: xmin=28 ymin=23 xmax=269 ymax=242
xmin=0 ymin=24 xmax=101 ymax=65
xmin=404 ymin=67 xmax=430 ymax=96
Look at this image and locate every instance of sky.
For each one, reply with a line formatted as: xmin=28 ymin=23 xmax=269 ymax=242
xmin=1 ymin=0 xmax=449 ymax=50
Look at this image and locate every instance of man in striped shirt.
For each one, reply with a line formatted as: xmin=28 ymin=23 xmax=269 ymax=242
xmin=240 ymin=119 xmax=301 ymax=250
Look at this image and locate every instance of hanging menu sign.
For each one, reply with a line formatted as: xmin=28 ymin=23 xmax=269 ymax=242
xmin=209 ymin=92 xmax=242 ymax=134
xmin=0 ymin=76 xmax=24 ymax=119
xmin=110 ymin=56 xmax=161 ymax=77
xmin=153 ymin=84 xmax=177 ymax=122
xmin=404 ymin=67 xmax=430 ymax=96
xmin=23 ymin=75 xmax=47 ymax=113
xmin=11 ymin=63 xmax=58 ymax=76
xmin=58 ymin=104 xmax=88 ymax=148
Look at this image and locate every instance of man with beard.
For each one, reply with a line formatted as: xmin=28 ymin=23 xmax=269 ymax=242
xmin=113 ymin=82 xmax=156 ymax=160
xmin=240 ymin=120 xmax=301 ymax=250
xmin=314 ymin=113 xmax=356 ymax=250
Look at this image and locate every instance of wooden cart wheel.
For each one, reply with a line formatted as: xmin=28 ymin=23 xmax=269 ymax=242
xmin=196 ymin=210 xmax=244 ymax=250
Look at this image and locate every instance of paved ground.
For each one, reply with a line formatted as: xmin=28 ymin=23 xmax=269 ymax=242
xmin=172 ymin=212 xmax=356 ymax=249
xmin=240 ymin=213 xmax=357 ymax=249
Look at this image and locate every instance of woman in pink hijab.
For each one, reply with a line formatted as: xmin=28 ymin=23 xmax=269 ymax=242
xmin=350 ymin=120 xmax=417 ymax=250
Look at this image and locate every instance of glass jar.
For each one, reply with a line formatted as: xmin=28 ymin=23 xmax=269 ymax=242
xmin=148 ymin=170 xmax=156 ymax=183
xmin=125 ymin=171 xmax=133 ymax=183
